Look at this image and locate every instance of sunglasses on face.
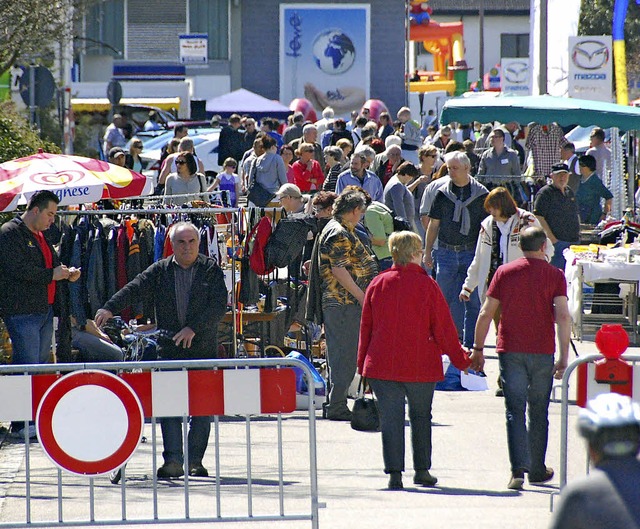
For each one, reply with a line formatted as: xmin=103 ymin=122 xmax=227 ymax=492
xmin=176 ymin=160 xmax=186 ymax=165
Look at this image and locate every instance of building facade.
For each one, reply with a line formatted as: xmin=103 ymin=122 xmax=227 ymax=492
xmin=73 ymin=0 xmax=406 ymax=119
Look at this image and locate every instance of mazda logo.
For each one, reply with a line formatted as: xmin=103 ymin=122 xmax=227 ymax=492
xmin=572 ymin=40 xmax=609 ymax=70
xmin=503 ymin=61 xmax=529 ymax=84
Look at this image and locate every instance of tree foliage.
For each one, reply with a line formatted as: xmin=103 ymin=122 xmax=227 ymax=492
xmin=0 ymin=0 xmax=93 ymax=76
xmin=0 ymin=102 xmax=60 ymax=163
xmin=579 ymin=0 xmax=640 ymax=72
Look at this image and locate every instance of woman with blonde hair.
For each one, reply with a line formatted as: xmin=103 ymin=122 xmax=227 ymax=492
xmin=291 ymin=142 xmax=324 ymax=192
xmin=358 ymin=230 xmax=470 ymax=490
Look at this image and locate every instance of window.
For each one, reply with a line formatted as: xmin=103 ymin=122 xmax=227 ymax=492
xmin=189 ymin=0 xmax=229 ymax=60
xmin=501 ymin=33 xmax=529 ymax=59
xmin=84 ymin=0 xmax=125 ymax=57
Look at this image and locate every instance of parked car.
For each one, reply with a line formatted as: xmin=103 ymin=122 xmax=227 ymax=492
xmin=565 ymin=125 xmax=614 ymax=154
xmin=140 ymin=131 xmax=221 ymax=184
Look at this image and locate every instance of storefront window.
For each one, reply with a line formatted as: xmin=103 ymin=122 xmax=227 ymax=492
xmin=189 ymin=0 xmax=230 ymax=60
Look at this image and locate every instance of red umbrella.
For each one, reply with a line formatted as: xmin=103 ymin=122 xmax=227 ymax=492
xmin=0 ymin=152 xmax=152 ymax=211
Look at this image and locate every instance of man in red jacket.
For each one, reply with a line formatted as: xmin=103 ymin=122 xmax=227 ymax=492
xmin=471 ymin=226 xmax=571 ymax=491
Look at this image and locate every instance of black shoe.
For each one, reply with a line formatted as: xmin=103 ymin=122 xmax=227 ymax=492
xmin=189 ymin=463 xmax=209 ymax=477
xmin=157 ymin=461 xmax=184 ymax=479
xmin=109 ymin=468 xmax=122 ymax=484
xmin=508 ymin=469 xmax=525 ymax=490
xmin=529 ymin=467 xmax=554 ymax=485
xmin=325 ymin=408 xmax=352 ymax=421
xmin=388 ymin=472 xmax=403 ymax=490
xmin=413 ymin=470 xmax=438 ymax=487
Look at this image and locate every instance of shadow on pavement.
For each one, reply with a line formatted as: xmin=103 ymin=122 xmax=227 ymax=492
xmin=401 ymin=485 xmax=520 ymax=497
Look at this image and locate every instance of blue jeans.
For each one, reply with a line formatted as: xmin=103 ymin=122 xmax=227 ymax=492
xmin=160 ymin=416 xmax=211 ymax=466
xmin=5 ymin=307 xmax=54 ymax=365
xmin=499 ymin=353 xmax=554 ymax=475
xmin=369 ymin=379 xmax=435 ymax=474
xmin=71 ymin=328 xmax=124 ymax=362
xmin=551 ymin=241 xmax=573 ymax=271
xmin=435 ymin=248 xmax=480 ymax=347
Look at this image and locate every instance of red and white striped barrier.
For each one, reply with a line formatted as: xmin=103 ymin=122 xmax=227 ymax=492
xmin=0 ymin=368 xmax=297 ymax=422
xmin=576 ymin=362 xmax=639 ymax=407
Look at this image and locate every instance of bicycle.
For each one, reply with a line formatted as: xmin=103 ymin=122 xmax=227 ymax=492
xmin=102 ymin=317 xmax=174 ymax=363
xmin=102 ymin=318 xmax=174 ymax=484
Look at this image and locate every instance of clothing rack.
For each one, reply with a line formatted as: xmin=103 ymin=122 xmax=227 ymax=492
xmin=57 ymin=205 xmax=240 ymax=357
xmin=475 ymin=174 xmax=542 ymax=212
xmin=117 ymin=190 xmax=232 ymax=204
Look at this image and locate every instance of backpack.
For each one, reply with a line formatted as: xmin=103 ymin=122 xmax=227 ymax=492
xmin=245 ymin=216 xmax=275 ymax=275
xmin=265 ymin=214 xmax=316 ymax=269
xmin=392 ymin=216 xmax=412 ymax=232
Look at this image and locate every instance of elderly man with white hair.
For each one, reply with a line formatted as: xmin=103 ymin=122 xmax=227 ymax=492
xmin=95 ymin=222 xmax=227 ymax=480
xmin=423 ymin=151 xmax=489 ymax=349
xmin=290 ymin=124 xmax=323 ymax=164
xmin=372 ymin=144 xmax=404 ymax=187
xmin=315 ymin=106 xmax=335 ymax=136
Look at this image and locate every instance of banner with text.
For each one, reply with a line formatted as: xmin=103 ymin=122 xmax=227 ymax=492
xmin=279 ymin=4 xmax=370 ymax=117
xmin=568 ymin=36 xmax=612 ymax=102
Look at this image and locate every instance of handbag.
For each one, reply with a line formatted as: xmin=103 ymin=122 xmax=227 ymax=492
xmin=350 ymin=378 xmax=380 ymax=432
xmin=247 ymin=165 xmax=276 ymax=208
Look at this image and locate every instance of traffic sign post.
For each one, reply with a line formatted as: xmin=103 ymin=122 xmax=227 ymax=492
xmin=19 ymin=65 xmax=56 ymax=125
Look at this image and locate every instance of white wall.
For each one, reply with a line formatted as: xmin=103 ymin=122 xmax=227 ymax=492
xmin=416 ymin=15 xmax=531 ymax=81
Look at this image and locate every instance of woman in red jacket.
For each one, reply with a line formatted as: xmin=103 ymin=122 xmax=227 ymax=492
xmin=291 ymin=143 xmax=325 ymax=192
xmin=357 ymin=231 xmax=471 ymax=490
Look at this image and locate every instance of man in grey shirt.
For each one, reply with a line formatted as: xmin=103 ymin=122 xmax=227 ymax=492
xmin=477 ymin=129 xmax=521 ymax=177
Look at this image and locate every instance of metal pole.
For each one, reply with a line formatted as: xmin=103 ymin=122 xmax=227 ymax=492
xmin=479 ymin=0 xmax=485 ymax=83
xmin=29 ymin=64 xmax=36 ymax=126
xmin=539 ymin=0 xmax=548 ymax=94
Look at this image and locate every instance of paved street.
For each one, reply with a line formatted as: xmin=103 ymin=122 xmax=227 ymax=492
xmin=0 ymin=334 xmax=623 ymax=529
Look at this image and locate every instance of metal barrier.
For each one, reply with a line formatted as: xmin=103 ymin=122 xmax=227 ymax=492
xmin=553 ymin=351 xmax=640 ymax=510
xmin=0 ymin=357 xmax=319 ymax=528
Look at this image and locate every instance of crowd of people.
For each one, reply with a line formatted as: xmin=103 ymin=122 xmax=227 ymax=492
xmin=0 ymin=102 xmax=625 ymax=516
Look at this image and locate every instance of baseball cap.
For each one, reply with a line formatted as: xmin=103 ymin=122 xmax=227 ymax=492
xmin=108 ymin=147 xmax=125 ymax=159
xmin=276 ymin=183 xmax=303 ymax=199
xmin=550 ymin=163 xmax=570 ymax=175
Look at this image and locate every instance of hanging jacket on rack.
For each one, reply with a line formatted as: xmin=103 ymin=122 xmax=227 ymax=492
xmin=86 ymin=222 xmax=107 ymax=318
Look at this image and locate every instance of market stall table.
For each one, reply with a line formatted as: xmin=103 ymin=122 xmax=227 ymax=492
xmin=565 ymin=249 xmax=640 ymax=343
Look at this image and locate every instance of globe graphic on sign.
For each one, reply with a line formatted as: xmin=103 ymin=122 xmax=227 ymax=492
xmin=312 ymin=30 xmax=356 ymax=75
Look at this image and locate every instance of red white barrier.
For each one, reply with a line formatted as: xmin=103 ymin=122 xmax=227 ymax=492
xmin=0 ymin=368 xmax=297 ymax=422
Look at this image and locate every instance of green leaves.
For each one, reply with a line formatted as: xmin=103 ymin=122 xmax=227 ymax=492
xmin=0 ymin=102 xmax=60 ymax=164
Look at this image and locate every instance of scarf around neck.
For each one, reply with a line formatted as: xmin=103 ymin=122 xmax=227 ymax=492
xmin=440 ymin=177 xmax=487 ymax=235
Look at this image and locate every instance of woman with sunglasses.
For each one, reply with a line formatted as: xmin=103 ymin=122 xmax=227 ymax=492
xmin=164 ymin=151 xmax=206 ymax=206
xmin=407 ymin=146 xmax=439 ymax=239
xmin=291 ymin=142 xmax=325 ymax=192
xmin=128 ymin=138 xmax=147 ymax=173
